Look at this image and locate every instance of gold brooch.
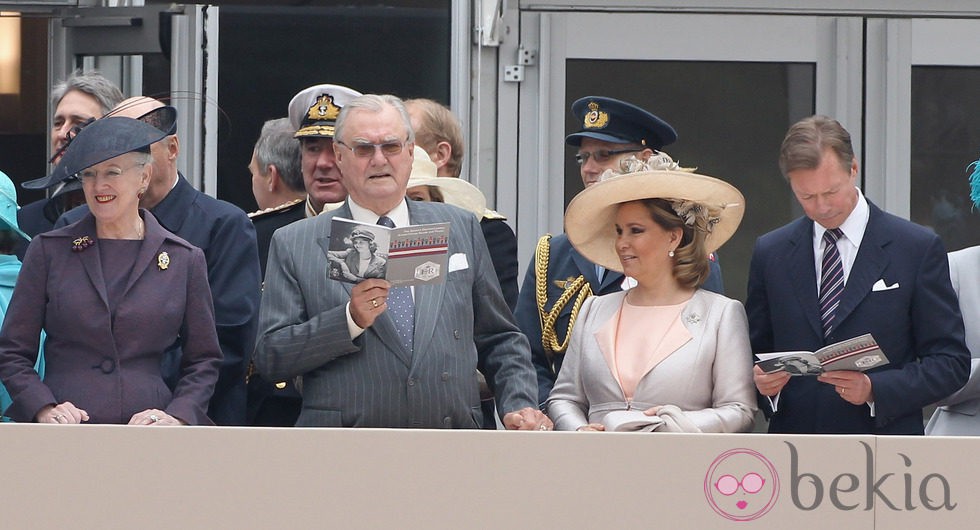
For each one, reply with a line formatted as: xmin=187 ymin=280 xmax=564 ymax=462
xmin=157 ymin=251 xmax=170 ymax=270
xmin=71 ymin=236 xmax=94 ymax=252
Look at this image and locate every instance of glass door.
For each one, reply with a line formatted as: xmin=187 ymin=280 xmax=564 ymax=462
xmin=513 ymin=12 xmax=862 ymax=301
xmin=865 ymin=18 xmax=980 ymax=252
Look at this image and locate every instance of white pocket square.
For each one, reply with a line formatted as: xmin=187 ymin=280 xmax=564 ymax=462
xmin=448 ymin=253 xmax=469 ymax=272
xmin=872 ymin=279 xmax=899 ymax=292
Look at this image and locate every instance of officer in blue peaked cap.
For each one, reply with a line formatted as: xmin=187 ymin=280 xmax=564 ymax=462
xmin=566 ymin=96 xmax=678 ymax=188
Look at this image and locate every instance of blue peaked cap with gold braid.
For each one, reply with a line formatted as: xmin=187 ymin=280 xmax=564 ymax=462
xmin=565 ymin=96 xmax=677 ymax=150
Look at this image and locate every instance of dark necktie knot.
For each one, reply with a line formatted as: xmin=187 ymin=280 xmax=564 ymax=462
xmin=377 ymin=216 xmax=396 ymax=229
xmin=823 ymin=227 xmax=843 ymax=245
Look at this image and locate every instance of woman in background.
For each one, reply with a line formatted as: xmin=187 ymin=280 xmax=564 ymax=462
xmin=0 ymin=170 xmax=43 ymax=420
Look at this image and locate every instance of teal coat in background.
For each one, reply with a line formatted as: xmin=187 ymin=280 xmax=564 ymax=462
xmin=0 ymin=253 xmax=44 ymax=420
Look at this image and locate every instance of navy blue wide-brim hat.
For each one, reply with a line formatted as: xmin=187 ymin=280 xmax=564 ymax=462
xmin=23 ymin=117 xmax=167 ymax=190
xmin=565 ymin=96 xmax=678 ymax=150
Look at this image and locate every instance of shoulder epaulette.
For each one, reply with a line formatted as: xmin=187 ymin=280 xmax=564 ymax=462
xmin=248 ymin=198 xmax=304 ymax=219
xmin=482 ymin=208 xmax=507 ymax=221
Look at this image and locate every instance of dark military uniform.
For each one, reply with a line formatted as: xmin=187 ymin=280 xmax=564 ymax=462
xmin=246 ymin=198 xmax=306 ymax=426
xmin=480 ymin=209 xmax=518 ymax=312
xmin=250 ymin=198 xmax=305 ymax=276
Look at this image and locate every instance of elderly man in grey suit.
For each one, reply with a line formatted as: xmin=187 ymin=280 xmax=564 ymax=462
xmin=254 ymin=94 xmax=551 ymax=430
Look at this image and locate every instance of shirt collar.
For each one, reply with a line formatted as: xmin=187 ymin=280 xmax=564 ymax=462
xmin=347 ymin=197 xmax=410 ymax=227
xmin=812 ymin=186 xmax=869 ymax=248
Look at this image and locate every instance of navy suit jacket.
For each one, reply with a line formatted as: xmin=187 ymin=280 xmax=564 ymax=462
xmin=746 ymin=202 xmax=970 ymax=434
xmin=515 ymin=233 xmax=725 ymax=406
xmin=58 ymin=176 xmax=261 ymax=425
xmin=480 ymin=217 xmax=518 ymax=311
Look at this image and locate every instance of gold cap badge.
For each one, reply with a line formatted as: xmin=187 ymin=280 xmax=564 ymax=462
xmin=307 ymin=94 xmax=341 ymax=123
xmin=583 ymin=101 xmax=609 ymax=130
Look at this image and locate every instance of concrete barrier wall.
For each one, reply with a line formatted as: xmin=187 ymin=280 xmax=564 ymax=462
xmin=0 ymin=424 xmax=972 ymax=528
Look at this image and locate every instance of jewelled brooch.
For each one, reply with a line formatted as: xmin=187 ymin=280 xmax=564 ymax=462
xmin=157 ymin=251 xmax=170 ymax=270
xmin=71 ymin=236 xmax=94 ymax=252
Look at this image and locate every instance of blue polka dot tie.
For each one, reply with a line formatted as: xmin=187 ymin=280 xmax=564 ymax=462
xmin=377 ymin=216 xmax=414 ymax=352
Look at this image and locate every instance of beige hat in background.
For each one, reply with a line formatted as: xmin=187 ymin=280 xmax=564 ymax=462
xmin=407 ymin=146 xmax=487 ymax=218
xmin=564 ymin=158 xmax=744 ymax=272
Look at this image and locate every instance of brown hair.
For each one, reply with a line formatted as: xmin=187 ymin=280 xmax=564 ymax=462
xmin=405 ymin=98 xmax=464 ymax=177
xmin=778 ymin=115 xmax=854 ymax=179
xmin=637 ymin=198 xmax=710 ymax=289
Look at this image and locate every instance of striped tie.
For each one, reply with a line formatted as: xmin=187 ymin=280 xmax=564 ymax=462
xmin=377 ymin=215 xmax=414 ymax=352
xmin=818 ymin=228 xmax=845 ymax=337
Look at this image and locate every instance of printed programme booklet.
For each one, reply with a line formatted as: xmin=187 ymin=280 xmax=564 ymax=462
xmin=326 ymin=217 xmax=450 ymax=287
xmin=754 ymin=333 xmax=889 ymax=376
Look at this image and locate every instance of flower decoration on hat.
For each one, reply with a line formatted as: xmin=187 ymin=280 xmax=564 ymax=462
xmin=599 ymin=152 xmax=722 ymax=235
xmin=564 ymin=150 xmax=745 ymax=272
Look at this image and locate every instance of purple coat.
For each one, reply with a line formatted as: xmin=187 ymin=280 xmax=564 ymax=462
xmin=0 ymin=211 xmax=221 ymax=424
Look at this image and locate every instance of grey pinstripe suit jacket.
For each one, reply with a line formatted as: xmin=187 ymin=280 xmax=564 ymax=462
xmin=254 ymin=199 xmax=537 ymax=428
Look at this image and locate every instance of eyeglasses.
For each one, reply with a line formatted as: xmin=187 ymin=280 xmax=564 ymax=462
xmin=79 ymin=163 xmax=145 ymax=181
xmin=714 ymin=473 xmax=766 ymax=495
xmin=336 ymin=138 xmax=408 ymax=158
xmin=574 ymin=147 xmax=643 ymax=165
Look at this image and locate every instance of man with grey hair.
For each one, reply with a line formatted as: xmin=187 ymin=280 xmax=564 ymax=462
xmin=17 ymin=70 xmax=124 ymax=252
xmin=246 ymin=117 xmax=306 ymax=427
xmin=255 ymin=94 xmax=550 ymax=430
xmin=248 ymin=117 xmax=306 ymax=274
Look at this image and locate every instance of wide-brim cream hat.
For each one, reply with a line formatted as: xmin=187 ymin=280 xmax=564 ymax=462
xmin=564 ymin=157 xmax=744 ymax=272
xmin=406 ymin=146 xmax=487 ymax=218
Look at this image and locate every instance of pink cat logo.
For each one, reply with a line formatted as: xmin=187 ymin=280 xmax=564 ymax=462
xmin=704 ymin=448 xmax=779 ymax=521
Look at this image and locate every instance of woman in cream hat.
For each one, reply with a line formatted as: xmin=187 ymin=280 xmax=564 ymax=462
xmin=405 ymin=146 xmax=487 ymax=218
xmin=546 ymin=154 xmax=756 ymax=433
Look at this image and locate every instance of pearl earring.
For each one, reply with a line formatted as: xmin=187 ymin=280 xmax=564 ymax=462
xmin=668 ymin=250 xmax=675 ymax=258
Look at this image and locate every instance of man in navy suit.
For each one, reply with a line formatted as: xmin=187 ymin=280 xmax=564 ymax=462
xmin=747 ymin=115 xmax=969 ymax=434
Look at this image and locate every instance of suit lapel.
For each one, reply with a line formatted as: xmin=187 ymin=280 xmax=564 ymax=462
xmin=70 ymin=214 xmax=110 ymax=311
xmin=122 ymin=211 xmax=167 ymax=297
xmin=320 ymin=204 xmax=411 ymax=366
xmin=834 ymin=205 xmax=889 ymax=332
xmin=786 ymin=218 xmax=824 ymax=339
